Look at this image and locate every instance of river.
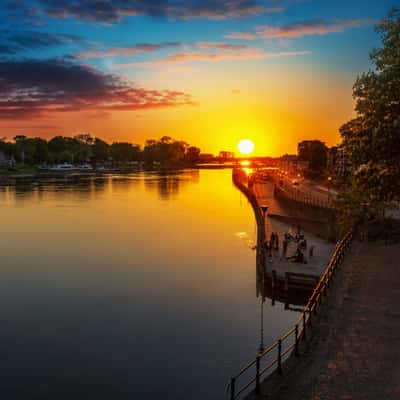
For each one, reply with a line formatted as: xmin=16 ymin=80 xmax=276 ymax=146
xmin=0 ymin=169 xmax=299 ymax=399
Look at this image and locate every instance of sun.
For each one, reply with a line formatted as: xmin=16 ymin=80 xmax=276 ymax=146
xmin=237 ymin=139 xmax=255 ymax=155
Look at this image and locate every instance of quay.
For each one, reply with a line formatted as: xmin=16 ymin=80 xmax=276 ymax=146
xmin=250 ymin=239 xmax=400 ymax=400
xmin=231 ymin=167 xmax=400 ymax=400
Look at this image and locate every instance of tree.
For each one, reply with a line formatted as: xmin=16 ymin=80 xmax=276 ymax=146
xmin=32 ymin=138 xmax=49 ymax=164
xmin=298 ymin=140 xmax=328 ymax=175
xmin=339 ymin=8 xmax=400 ymax=217
xmin=93 ymin=138 xmax=109 ymax=163
xmin=111 ymin=142 xmax=141 ymax=163
xmin=185 ymin=146 xmax=201 ymax=164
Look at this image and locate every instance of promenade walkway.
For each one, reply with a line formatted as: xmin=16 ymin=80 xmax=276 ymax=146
xmin=252 ymin=180 xmax=335 ymax=279
xmin=254 ymin=239 xmax=400 ymax=400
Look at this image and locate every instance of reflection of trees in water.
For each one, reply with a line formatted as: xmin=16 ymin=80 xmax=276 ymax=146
xmin=143 ymin=170 xmax=200 ymax=200
xmin=1 ymin=170 xmax=201 ymax=203
xmin=2 ymin=175 xmax=109 ymax=203
xmin=110 ymin=175 xmax=141 ymax=193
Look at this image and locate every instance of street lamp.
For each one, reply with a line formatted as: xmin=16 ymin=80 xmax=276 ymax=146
xmin=327 ymin=176 xmax=332 ymax=202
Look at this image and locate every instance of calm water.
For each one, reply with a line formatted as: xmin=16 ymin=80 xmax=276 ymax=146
xmin=0 ymin=169 xmax=298 ymax=399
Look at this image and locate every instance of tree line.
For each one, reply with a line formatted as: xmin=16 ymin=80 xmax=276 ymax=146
xmin=0 ymin=134 xmax=201 ymax=167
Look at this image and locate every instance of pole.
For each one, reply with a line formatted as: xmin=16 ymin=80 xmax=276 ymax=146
xmin=278 ymin=339 xmax=282 ymax=375
xmin=256 ymin=356 xmax=261 ymax=394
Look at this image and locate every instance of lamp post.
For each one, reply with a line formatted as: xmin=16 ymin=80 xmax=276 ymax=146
xmin=260 ymin=205 xmax=268 ymax=250
xmin=327 ymin=176 xmax=332 ymax=195
xmin=327 ymin=176 xmax=332 ymax=206
xmin=259 ymin=297 xmax=265 ymax=354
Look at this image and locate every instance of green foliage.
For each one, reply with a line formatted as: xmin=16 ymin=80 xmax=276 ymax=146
xmin=339 ymin=8 xmax=400 ymax=226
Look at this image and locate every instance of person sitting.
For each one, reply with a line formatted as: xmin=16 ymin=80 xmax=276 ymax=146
xmin=299 ymin=238 xmax=307 ymax=250
xmin=287 ymin=248 xmax=305 ymax=263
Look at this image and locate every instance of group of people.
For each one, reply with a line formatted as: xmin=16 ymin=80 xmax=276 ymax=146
xmin=264 ymin=228 xmax=315 ymax=264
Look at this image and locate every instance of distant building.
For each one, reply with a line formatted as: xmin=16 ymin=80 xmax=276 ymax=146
xmin=298 ymin=140 xmax=328 ymax=160
xmin=327 ymin=145 xmax=353 ymax=177
xmin=278 ymin=154 xmax=308 ymax=174
xmin=219 ymin=151 xmax=235 ymax=160
xmin=334 ymin=146 xmax=352 ymax=176
xmin=198 ymin=153 xmax=215 ymax=163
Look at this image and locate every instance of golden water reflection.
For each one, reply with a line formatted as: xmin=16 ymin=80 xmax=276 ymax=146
xmin=0 ymin=169 xmax=298 ymax=400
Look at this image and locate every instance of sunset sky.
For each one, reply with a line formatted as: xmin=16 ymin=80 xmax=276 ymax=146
xmin=0 ymin=0 xmax=396 ymax=156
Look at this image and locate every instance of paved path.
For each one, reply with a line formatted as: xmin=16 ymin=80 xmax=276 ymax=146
xmin=256 ymin=240 xmax=400 ymax=400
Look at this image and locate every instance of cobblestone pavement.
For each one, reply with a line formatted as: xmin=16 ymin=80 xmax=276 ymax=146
xmin=257 ymin=240 xmax=400 ymax=400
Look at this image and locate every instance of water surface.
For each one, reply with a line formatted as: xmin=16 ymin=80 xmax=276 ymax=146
xmin=0 ymin=169 xmax=298 ymax=399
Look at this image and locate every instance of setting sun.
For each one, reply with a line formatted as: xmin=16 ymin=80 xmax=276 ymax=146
xmin=238 ymin=139 xmax=255 ymax=155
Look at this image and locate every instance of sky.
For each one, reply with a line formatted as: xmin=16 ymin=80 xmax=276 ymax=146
xmin=0 ymin=0 xmax=397 ymax=156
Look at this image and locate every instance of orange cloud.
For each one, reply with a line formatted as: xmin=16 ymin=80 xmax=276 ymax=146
xmin=116 ymin=50 xmax=310 ymax=68
xmin=196 ymin=42 xmax=255 ymax=51
xmin=256 ymin=19 xmax=374 ymax=39
xmin=226 ymin=19 xmax=375 ymax=41
xmin=224 ymin=32 xmax=258 ymax=40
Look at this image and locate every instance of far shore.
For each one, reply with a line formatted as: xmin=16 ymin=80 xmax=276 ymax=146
xmin=0 ymin=163 xmax=236 ymax=183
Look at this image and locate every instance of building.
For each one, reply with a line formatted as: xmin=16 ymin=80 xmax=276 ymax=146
xmin=219 ymin=151 xmax=235 ymax=160
xmin=279 ymin=154 xmax=308 ymax=175
xmin=198 ymin=153 xmax=215 ymax=163
xmin=327 ymin=145 xmax=353 ymax=177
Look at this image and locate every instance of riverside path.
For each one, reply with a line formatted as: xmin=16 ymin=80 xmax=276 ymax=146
xmin=249 ymin=239 xmax=400 ymax=400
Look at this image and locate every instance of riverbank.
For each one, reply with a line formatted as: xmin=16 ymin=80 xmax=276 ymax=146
xmin=0 ymin=163 xmax=235 ymax=181
xmin=249 ymin=239 xmax=400 ymax=400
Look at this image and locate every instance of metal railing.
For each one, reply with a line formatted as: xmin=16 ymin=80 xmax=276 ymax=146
xmin=228 ymin=229 xmax=353 ymax=399
xmin=274 ymin=183 xmax=335 ymax=210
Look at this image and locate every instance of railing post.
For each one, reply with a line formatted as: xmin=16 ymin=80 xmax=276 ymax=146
xmin=295 ymin=324 xmax=299 ymax=356
xmin=255 ymin=356 xmax=261 ymax=394
xmin=278 ymin=339 xmax=283 ymax=375
xmin=230 ymin=378 xmax=235 ymax=400
xmin=302 ymin=312 xmax=307 ymax=340
xmin=308 ymin=308 xmax=312 ymax=329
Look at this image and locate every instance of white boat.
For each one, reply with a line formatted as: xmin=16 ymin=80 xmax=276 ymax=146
xmin=77 ymin=164 xmax=93 ymax=171
xmin=49 ymin=163 xmax=78 ymax=171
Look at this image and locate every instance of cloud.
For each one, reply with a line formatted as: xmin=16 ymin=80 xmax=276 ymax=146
xmin=0 ymin=30 xmax=84 ymax=54
xmin=76 ymin=41 xmax=256 ymax=60
xmin=76 ymin=42 xmax=181 ymax=59
xmin=196 ymin=42 xmax=255 ymax=51
xmin=256 ymin=19 xmax=375 ymax=39
xmin=0 ymin=59 xmax=193 ymax=119
xmin=117 ymin=50 xmax=310 ymax=68
xmin=23 ymin=0 xmax=282 ymax=22
xmin=224 ymin=32 xmax=258 ymax=40
xmin=226 ymin=18 xmax=375 ymax=41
